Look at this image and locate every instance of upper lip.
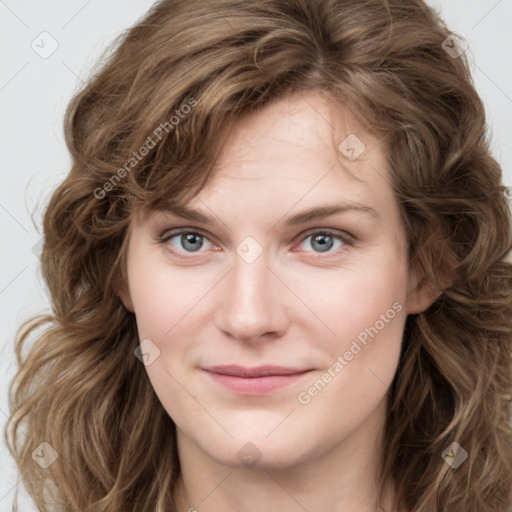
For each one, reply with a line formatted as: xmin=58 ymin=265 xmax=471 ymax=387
xmin=203 ymin=365 xmax=311 ymax=378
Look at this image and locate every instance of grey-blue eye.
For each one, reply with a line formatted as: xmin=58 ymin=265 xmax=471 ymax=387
xmin=165 ymin=231 xmax=213 ymax=253
xmin=299 ymin=232 xmax=346 ymax=253
xmin=160 ymin=229 xmax=350 ymax=258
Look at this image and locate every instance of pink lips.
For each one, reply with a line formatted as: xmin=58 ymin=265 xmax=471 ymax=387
xmin=202 ymin=365 xmax=312 ymax=395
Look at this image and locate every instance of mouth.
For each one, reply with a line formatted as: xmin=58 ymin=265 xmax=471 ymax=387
xmin=201 ymin=365 xmax=313 ymax=395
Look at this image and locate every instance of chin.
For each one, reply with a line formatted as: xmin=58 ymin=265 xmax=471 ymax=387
xmin=200 ymin=433 xmax=313 ymax=471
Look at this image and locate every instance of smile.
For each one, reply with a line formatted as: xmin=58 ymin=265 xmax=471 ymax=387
xmin=201 ymin=365 xmax=313 ymax=395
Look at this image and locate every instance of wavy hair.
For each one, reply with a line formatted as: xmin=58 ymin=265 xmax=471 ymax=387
xmin=6 ymin=0 xmax=512 ymax=510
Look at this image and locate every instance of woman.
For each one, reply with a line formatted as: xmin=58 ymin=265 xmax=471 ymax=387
xmin=6 ymin=0 xmax=512 ymax=511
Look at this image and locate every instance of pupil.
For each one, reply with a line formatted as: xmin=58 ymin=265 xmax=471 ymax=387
xmin=182 ymin=233 xmax=203 ymax=251
xmin=312 ymin=234 xmax=333 ymax=252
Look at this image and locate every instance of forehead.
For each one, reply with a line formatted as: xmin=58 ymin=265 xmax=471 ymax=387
xmin=133 ymin=92 xmax=400 ymax=235
xmin=215 ymin=92 xmax=377 ymax=173
xmin=197 ymin=93 xmax=394 ymax=211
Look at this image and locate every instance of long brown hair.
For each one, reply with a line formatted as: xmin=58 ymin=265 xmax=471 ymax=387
xmin=6 ymin=0 xmax=512 ymax=510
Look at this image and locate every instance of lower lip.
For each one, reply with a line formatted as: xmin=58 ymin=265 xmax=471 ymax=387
xmin=203 ymin=370 xmax=312 ymax=395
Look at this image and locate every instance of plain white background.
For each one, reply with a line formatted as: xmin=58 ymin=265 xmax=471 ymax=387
xmin=1 ymin=0 xmax=511 ymax=508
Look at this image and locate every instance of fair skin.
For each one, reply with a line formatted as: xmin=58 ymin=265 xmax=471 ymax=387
xmin=118 ymin=92 xmax=437 ymax=512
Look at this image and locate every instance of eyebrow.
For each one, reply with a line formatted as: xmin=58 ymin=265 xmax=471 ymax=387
xmin=160 ymin=202 xmax=379 ymax=227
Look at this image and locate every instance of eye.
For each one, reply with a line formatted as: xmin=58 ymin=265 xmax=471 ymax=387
xmin=160 ymin=230 xmax=214 ymax=257
xmin=158 ymin=228 xmax=353 ymax=260
xmin=296 ymin=230 xmax=351 ymax=254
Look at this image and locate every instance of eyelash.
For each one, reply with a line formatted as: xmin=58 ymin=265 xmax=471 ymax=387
xmin=157 ymin=227 xmax=354 ymax=260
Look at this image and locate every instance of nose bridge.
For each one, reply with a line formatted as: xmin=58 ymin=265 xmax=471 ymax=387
xmin=232 ymin=250 xmax=270 ymax=307
xmin=215 ymin=243 xmax=287 ymax=341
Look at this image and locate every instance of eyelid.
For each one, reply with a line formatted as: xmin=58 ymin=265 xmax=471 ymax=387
xmin=295 ymin=227 xmax=355 ymax=244
xmin=159 ymin=226 xmax=215 ymax=243
xmin=158 ymin=226 xmax=355 ymax=258
xmin=158 ymin=224 xmax=227 ymax=249
xmin=159 ymin=225 xmax=355 ymax=243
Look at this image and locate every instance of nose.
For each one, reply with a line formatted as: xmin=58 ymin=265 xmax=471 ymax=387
xmin=214 ymin=249 xmax=289 ymax=343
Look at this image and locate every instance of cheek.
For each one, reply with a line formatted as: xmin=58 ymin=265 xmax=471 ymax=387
xmin=130 ymin=278 xmax=172 ymax=340
xmin=126 ymin=261 xmax=205 ymax=426
xmin=127 ymin=255 xmax=210 ymax=341
xmin=302 ymin=256 xmax=408 ymax=352
xmin=296 ymin=267 xmax=407 ymax=425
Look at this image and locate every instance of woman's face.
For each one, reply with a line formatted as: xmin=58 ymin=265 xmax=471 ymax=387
xmin=119 ymin=93 xmax=432 ymax=470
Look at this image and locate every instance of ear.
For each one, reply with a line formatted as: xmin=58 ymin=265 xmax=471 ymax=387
xmin=406 ymin=275 xmax=442 ymax=314
xmin=405 ymin=264 xmax=453 ymax=315
xmin=116 ymin=279 xmax=135 ymax=313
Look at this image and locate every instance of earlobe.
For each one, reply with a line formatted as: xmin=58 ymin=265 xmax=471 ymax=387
xmin=117 ymin=281 xmax=135 ymax=313
xmin=405 ymin=277 xmax=443 ymax=314
xmin=405 ymin=252 xmax=456 ymax=314
xmin=406 ymin=263 xmax=453 ymax=314
xmin=405 ymin=238 xmax=460 ymax=314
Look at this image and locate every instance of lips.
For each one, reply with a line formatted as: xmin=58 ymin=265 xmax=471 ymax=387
xmin=203 ymin=365 xmax=310 ymax=377
xmin=202 ymin=365 xmax=312 ymax=395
